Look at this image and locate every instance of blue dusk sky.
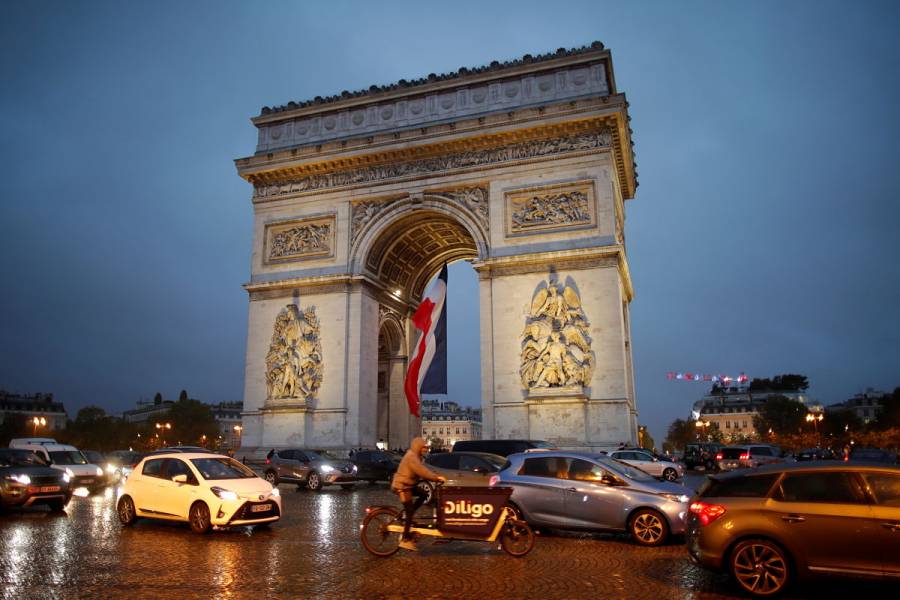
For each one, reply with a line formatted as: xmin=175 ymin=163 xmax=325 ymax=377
xmin=1 ymin=1 xmax=898 ymax=444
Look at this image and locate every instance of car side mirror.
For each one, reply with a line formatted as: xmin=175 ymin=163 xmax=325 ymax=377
xmin=600 ymin=475 xmax=619 ymax=486
xmin=172 ymin=474 xmax=188 ymax=483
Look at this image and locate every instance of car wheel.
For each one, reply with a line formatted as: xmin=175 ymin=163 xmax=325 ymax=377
xmin=47 ymin=499 xmax=67 ymax=513
xmin=306 ymin=471 xmax=323 ymax=491
xmin=729 ymin=538 xmax=790 ymax=597
xmin=415 ymin=480 xmax=434 ymax=505
xmin=189 ymin=502 xmax=212 ymax=534
xmin=264 ymin=470 xmax=278 ymax=486
xmin=662 ymin=468 xmax=678 ymax=481
xmin=629 ymin=508 xmax=669 ymax=546
xmin=117 ymin=495 xmax=137 ymax=526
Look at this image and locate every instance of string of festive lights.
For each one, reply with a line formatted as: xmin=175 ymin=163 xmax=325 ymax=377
xmin=666 ymin=372 xmax=749 ymax=384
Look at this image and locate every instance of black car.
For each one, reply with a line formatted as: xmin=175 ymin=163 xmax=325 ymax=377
xmin=0 ymin=449 xmax=72 ymax=512
xmin=683 ymin=443 xmax=724 ymax=470
xmin=849 ymin=447 xmax=897 ymax=464
xmin=352 ymin=449 xmax=401 ymax=483
xmin=451 ymin=439 xmax=554 ymax=457
xmin=795 ymin=447 xmax=835 ymax=461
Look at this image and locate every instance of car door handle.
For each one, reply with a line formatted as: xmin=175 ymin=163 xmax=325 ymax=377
xmin=567 ymin=487 xmax=577 ymax=493
xmin=882 ymin=522 xmax=900 ymax=531
xmin=781 ymin=514 xmax=806 ymax=523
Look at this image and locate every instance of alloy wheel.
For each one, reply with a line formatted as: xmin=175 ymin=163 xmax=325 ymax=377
xmin=730 ymin=540 xmax=788 ymax=596
xmin=631 ymin=510 xmax=666 ymax=545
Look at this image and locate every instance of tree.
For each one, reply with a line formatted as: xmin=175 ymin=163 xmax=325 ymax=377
xmin=753 ymin=395 xmax=807 ymax=436
xmin=166 ymin=398 xmax=218 ymax=446
xmin=638 ymin=425 xmax=655 ymax=451
xmin=178 ymin=390 xmax=189 ymax=402
xmin=0 ymin=413 xmax=28 ymax=446
xmin=663 ymin=419 xmax=695 ymax=452
xmin=822 ymin=409 xmax=862 ymax=437
xmin=874 ymin=387 xmax=900 ymax=430
xmin=749 ymin=374 xmax=809 ymax=392
xmin=153 ymin=392 xmax=162 ymax=405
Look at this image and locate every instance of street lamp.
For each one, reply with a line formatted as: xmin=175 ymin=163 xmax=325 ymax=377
xmin=155 ymin=422 xmax=172 ymax=447
xmin=233 ymin=425 xmax=243 ymax=448
xmin=32 ymin=416 xmax=47 ymax=436
xmin=695 ymin=420 xmax=711 ymax=442
xmin=806 ymin=413 xmax=824 ymax=445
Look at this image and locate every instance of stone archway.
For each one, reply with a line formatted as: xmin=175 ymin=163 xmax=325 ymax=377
xmin=235 ymin=43 xmax=640 ymax=454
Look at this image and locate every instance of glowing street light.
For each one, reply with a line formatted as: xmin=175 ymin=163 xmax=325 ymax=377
xmin=694 ymin=419 xmax=711 ymax=442
xmin=233 ymin=425 xmax=243 ymax=448
xmin=32 ymin=416 xmax=47 ymax=436
xmin=155 ymin=422 xmax=172 ymax=446
xmin=806 ymin=412 xmax=824 ymax=444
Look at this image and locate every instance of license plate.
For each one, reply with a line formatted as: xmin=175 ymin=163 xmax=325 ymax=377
xmin=40 ymin=486 xmax=61 ymax=492
xmin=251 ymin=503 xmax=271 ymax=513
xmin=81 ymin=478 xmax=94 ymax=484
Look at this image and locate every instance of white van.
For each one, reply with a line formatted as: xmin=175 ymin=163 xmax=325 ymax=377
xmin=9 ymin=438 xmax=106 ymax=491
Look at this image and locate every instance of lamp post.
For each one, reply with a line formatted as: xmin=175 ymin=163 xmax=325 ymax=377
xmin=233 ymin=425 xmax=243 ymax=449
xmin=806 ymin=413 xmax=823 ymax=446
xmin=32 ymin=416 xmax=47 ymax=436
xmin=695 ymin=419 xmax=711 ymax=442
xmin=155 ymin=422 xmax=172 ymax=447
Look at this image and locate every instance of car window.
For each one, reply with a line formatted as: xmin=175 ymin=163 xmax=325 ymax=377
xmin=699 ymin=474 xmax=779 ymax=498
xmin=863 ymin=473 xmax=900 ymax=507
xmin=428 ymin=453 xmax=460 ymax=469
xmin=163 ymin=459 xmax=196 ymax=483
xmin=633 ymin=452 xmax=653 ymax=461
xmin=567 ymin=459 xmax=605 ymax=482
xmin=0 ymin=450 xmax=48 ymax=467
xmin=142 ymin=458 xmax=165 ymax=478
xmin=519 ymin=457 xmax=571 ymax=479
xmin=600 ymin=456 xmax=655 ymax=482
xmin=48 ymin=451 xmax=89 ymax=465
xmin=481 ymin=454 xmax=506 ymax=469
xmin=355 ymin=451 xmax=371 ymax=461
xmin=191 ymin=457 xmax=257 ymax=480
xmin=721 ymin=448 xmax=744 ymax=459
xmin=277 ymin=449 xmax=294 ymax=460
xmin=751 ymin=447 xmax=773 ymax=457
xmin=775 ymin=472 xmax=867 ymax=504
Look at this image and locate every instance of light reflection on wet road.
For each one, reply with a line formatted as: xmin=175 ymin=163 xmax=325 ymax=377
xmin=0 ymin=477 xmax=893 ymax=599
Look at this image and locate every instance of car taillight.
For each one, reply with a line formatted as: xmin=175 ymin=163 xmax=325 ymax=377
xmin=265 ymin=458 xmax=270 ymax=464
xmin=689 ymin=501 xmax=726 ymax=526
xmin=488 ymin=475 xmax=499 ymax=487
xmin=715 ymin=452 xmax=723 ymax=460
xmin=739 ymin=452 xmax=750 ymax=461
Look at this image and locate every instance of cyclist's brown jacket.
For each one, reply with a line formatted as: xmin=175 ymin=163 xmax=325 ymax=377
xmin=390 ymin=437 xmax=441 ymax=491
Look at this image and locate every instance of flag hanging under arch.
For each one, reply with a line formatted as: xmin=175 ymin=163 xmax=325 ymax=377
xmin=404 ymin=264 xmax=448 ymax=417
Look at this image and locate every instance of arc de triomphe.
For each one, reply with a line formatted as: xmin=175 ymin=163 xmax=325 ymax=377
xmin=234 ymin=42 xmax=639 ymax=452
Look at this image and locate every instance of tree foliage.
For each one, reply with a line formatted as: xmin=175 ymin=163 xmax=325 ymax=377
xmin=749 ymin=374 xmax=809 ymax=392
xmin=0 ymin=413 xmax=29 ymax=446
xmin=664 ymin=419 xmax=696 ymax=452
xmin=752 ymin=395 xmax=807 ymax=436
xmin=874 ymin=387 xmax=900 ymax=430
xmin=165 ymin=398 xmax=218 ymax=446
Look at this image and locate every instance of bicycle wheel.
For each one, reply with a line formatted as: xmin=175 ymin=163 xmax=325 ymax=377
xmin=500 ymin=519 xmax=535 ymax=557
xmin=360 ymin=507 xmax=402 ymax=557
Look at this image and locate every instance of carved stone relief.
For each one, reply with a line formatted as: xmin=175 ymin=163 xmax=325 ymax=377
xmin=506 ymin=181 xmax=596 ymax=236
xmin=520 ymin=279 xmax=594 ymax=392
xmin=265 ymin=305 xmax=323 ymax=403
xmin=264 ymin=215 xmax=335 ymax=263
xmin=427 ymin=186 xmax=489 ymax=231
xmin=351 ymin=199 xmax=398 ymax=246
xmin=254 ymin=130 xmax=611 ymax=199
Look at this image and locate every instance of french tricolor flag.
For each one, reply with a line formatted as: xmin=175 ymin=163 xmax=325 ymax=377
xmin=404 ymin=264 xmax=448 ymax=417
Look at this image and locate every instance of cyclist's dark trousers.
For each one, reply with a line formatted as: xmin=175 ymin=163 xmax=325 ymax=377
xmin=402 ymin=486 xmax=429 ymax=541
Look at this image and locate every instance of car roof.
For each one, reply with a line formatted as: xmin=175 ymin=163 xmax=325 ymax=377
xmin=141 ymin=452 xmax=229 ymax=460
xmin=432 ymin=451 xmax=505 ymax=459
xmin=505 ymin=450 xmax=609 ymax=462
xmin=711 ymin=460 xmax=900 ymax=480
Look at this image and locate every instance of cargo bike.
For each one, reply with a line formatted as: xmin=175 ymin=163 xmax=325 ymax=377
xmin=360 ymin=484 xmax=535 ymax=557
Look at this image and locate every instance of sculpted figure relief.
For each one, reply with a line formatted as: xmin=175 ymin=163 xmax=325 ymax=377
xmin=266 ymin=305 xmax=323 ymax=401
xmin=269 ymin=223 xmax=331 ymax=259
xmin=520 ymin=280 xmax=594 ymax=390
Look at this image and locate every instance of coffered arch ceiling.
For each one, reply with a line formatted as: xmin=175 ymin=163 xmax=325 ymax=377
xmin=365 ymin=210 xmax=477 ymax=300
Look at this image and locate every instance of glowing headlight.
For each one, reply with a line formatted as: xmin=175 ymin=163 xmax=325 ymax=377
xmin=95 ymin=467 xmax=104 ymax=477
xmin=664 ymin=493 xmax=690 ymax=503
xmin=211 ymin=486 xmax=239 ymax=501
xmin=62 ymin=472 xmax=71 ymax=483
xmin=106 ymin=464 xmax=116 ymax=473
xmin=270 ymin=487 xmax=280 ymax=497
xmin=352 ymin=465 xmax=358 ymax=473
xmin=320 ymin=465 xmax=335 ymax=473
xmin=7 ymin=474 xmax=31 ymax=485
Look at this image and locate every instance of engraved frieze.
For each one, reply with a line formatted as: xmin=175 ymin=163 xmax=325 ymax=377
xmin=427 ymin=186 xmax=489 ymax=231
xmin=264 ymin=215 xmax=335 ymax=263
xmin=351 ymin=199 xmax=397 ymax=246
xmin=520 ymin=279 xmax=594 ymax=391
xmin=265 ymin=305 xmax=323 ymax=403
xmin=254 ymin=130 xmax=611 ymax=198
xmin=506 ymin=181 xmax=596 ymax=236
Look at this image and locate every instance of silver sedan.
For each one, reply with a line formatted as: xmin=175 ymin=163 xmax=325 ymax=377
xmin=609 ymin=450 xmax=685 ymax=481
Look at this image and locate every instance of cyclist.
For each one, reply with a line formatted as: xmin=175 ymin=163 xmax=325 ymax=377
xmin=390 ymin=436 xmax=446 ymax=551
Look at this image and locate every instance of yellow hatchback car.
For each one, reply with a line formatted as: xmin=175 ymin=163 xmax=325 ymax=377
xmin=117 ymin=452 xmax=281 ymax=533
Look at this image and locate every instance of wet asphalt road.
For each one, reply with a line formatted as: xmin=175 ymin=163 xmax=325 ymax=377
xmin=0 ymin=473 xmax=894 ymax=599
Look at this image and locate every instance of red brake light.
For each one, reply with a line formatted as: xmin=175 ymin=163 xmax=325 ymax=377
xmin=265 ymin=458 xmax=270 ymax=464
xmin=689 ymin=501 xmax=726 ymax=526
xmin=715 ymin=452 xmax=723 ymax=460
xmin=739 ymin=452 xmax=750 ymax=461
xmin=488 ymin=475 xmax=499 ymax=487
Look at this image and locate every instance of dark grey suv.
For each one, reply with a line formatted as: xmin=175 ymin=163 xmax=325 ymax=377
xmin=264 ymin=449 xmax=357 ymax=491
